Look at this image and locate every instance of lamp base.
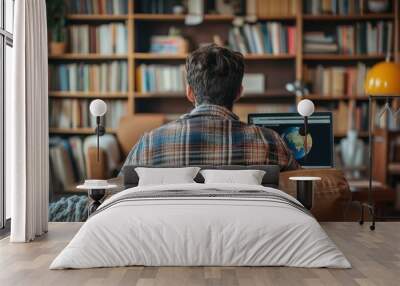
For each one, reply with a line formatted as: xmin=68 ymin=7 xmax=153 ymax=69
xmin=359 ymin=202 xmax=375 ymax=231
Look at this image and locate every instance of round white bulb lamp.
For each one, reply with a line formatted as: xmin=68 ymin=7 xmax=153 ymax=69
xmin=90 ymin=99 xmax=107 ymax=117
xmin=297 ymin=99 xmax=315 ymax=117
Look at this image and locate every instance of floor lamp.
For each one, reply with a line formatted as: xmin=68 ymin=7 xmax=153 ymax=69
xmin=363 ymin=61 xmax=400 ymax=230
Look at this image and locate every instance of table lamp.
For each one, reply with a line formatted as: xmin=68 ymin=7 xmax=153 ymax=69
xmin=89 ymin=99 xmax=107 ymax=162
xmin=297 ymin=99 xmax=315 ymax=164
xmin=363 ymin=61 xmax=400 ymax=231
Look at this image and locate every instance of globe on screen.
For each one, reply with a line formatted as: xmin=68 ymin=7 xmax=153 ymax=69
xmin=281 ymin=127 xmax=312 ymax=160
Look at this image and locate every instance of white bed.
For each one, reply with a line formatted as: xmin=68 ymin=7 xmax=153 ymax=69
xmin=50 ymin=183 xmax=351 ymax=269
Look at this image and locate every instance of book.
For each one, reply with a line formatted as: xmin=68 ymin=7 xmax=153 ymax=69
xmin=304 ymin=63 xmax=368 ymax=97
xmin=136 ymin=64 xmax=186 ymax=94
xmin=68 ymin=0 xmax=128 ymax=15
xmin=50 ymin=99 xmax=126 ymax=129
xmin=303 ymin=0 xmax=364 ymax=15
xmin=242 ymin=74 xmax=265 ymax=94
xmin=68 ymin=23 xmax=127 ymax=54
xmin=150 ymin=36 xmax=189 ymax=54
xmin=228 ymin=22 xmax=295 ymax=55
xmin=50 ymin=62 xmax=128 ymax=92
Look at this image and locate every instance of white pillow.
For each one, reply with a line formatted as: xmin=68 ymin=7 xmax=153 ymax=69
xmin=135 ymin=167 xmax=201 ymax=186
xmin=200 ymin=169 xmax=266 ymax=185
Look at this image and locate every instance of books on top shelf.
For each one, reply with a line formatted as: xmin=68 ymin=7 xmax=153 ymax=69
xmin=136 ymin=64 xmax=186 ymax=94
xmin=303 ymin=0 xmax=364 ymax=15
xmin=67 ymin=0 xmax=129 ymax=15
xmin=304 ymin=21 xmax=393 ymax=54
xmin=304 ymin=63 xmax=368 ymax=97
xmin=68 ymin=23 xmax=127 ymax=54
xmin=49 ymin=99 xmax=126 ymax=129
xmin=229 ymin=22 xmax=296 ymax=55
xmin=49 ymin=62 xmax=128 ymax=93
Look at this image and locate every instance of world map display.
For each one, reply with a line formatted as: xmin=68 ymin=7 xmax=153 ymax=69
xmin=281 ymin=127 xmax=312 ymax=160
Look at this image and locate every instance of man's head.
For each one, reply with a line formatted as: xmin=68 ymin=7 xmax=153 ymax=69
xmin=185 ymin=45 xmax=244 ymax=110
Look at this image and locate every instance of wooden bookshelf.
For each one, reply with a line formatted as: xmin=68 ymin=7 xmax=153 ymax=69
xmin=48 ymin=0 xmax=400 ymax=140
xmin=303 ymin=54 xmax=387 ymax=61
xmin=48 ymin=54 xmax=128 ymax=60
xmin=49 ymin=91 xmax=129 ymax=99
xmin=303 ymin=14 xmax=395 ymax=21
xmin=305 ymin=95 xmax=369 ymax=101
xmin=133 ymin=14 xmax=235 ymax=21
xmin=49 ymin=128 xmax=117 ymax=135
xmin=66 ymin=14 xmax=129 ymax=21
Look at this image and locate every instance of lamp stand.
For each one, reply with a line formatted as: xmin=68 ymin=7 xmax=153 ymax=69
xmin=359 ymin=96 xmax=376 ymax=231
xmin=304 ymin=116 xmax=308 ymax=164
xmin=94 ymin=116 xmax=105 ymax=162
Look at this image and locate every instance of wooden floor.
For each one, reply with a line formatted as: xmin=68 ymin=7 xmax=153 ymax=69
xmin=0 ymin=222 xmax=399 ymax=286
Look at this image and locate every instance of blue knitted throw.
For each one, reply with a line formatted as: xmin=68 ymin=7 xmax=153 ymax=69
xmin=49 ymin=195 xmax=88 ymax=222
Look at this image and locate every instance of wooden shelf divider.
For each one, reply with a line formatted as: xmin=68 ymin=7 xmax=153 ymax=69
xmin=49 ymin=91 xmax=129 ymax=99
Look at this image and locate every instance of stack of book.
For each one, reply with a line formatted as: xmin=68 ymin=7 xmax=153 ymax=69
xmin=150 ymin=36 xmax=189 ymax=54
xmin=228 ymin=23 xmax=296 ymax=55
xmin=68 ymin=24 xmax=127 ymax=54
xmin=303 ymin=32 xmax=338 ymax=53
xmin=49 ymin=62 xmax=128 ymax=92
xmin=304 ymin=63 xmax=367 ymax=97
xmin=303 ymin=0 xmax=364 ymax=15
xmin=49 ymin=137 xmax=86 ymax=190
xmin=49 ymin=99 xmax=126 ymax=129
xmin=67 ymin=0 xmax=129 ymax=14
xmin=136 ymin=64 xmax=186 ymax=94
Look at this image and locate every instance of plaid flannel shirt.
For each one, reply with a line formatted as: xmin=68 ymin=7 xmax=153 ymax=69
xmin=122 ymin=104 xmax=299 ymax=171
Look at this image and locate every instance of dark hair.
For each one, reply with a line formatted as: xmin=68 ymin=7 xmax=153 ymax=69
xmin=186 ymin=44 xmax=244 ymax=109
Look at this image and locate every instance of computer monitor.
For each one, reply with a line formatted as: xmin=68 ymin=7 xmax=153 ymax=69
xmin=248 ymin=112 xmax=334 ymax=168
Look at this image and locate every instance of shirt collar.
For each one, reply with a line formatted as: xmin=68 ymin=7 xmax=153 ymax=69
xmin=181 ymin=104 xmax=240 ymax=121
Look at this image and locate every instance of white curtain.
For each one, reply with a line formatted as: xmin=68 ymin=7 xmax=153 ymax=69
xmin=8 ymin=0 xmax=49 ymax=242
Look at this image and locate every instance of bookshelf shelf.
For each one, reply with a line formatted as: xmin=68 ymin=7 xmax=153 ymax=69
xmin=49 ymin=128 xmax=116 ymax=135
xmin=66 ymin=14 xmax=129 ymax=21
xmin=303 ymin=54 xmax=386 ymax=61
xmin=133 ymin=13 xmax=296 ymax=21
xmin=303 ymin=13 xmax=394 ymax=21
xmin=134 ymin=91 xmax=294 ymax=99
xmin=133 ymin=14 xmax=235 ymax=21
xmin=49 ymin=92 xmax=129 ymax=99
xmin=48 ymin=54 xmax=128 ymax=60
xmin=305 ymin=95 xmax=369 ymax=101
xmin=133 ymin=53 xmax=187 ymax=60
xmin=133 ymin=53 xmax=295 ymax=60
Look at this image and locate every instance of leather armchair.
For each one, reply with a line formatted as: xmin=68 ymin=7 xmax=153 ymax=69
xmin=280 ymin=168 xmax=352 ymax=221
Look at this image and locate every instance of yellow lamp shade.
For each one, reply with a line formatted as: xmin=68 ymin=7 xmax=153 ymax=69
xmin=364 ymin=61 xmax=400 ymax=96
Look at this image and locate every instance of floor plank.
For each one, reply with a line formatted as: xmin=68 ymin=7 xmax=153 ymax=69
xmin=0 ymin=222 xmax=399 ymax=286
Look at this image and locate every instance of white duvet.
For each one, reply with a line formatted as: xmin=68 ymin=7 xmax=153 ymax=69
xmin=50 ymin=183 xmax=351 ymax=269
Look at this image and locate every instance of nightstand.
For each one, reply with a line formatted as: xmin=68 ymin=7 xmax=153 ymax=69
xmin=77 ymin=181 xmax=119 ymax=216
xmin=289 ymin=176 xmax=321 ymax=210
